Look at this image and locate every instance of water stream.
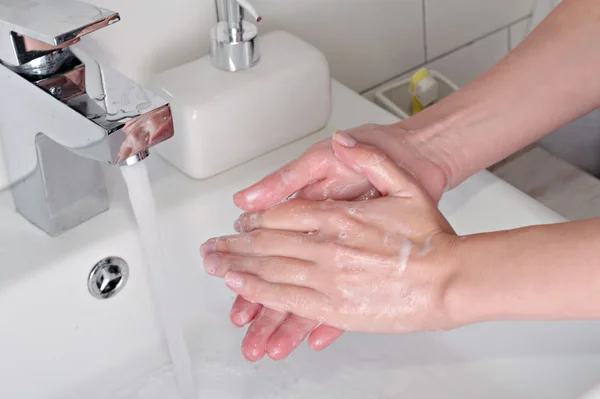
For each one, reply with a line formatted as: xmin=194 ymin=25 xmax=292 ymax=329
xmin=121 ymin=161 xmax=197 ymax=399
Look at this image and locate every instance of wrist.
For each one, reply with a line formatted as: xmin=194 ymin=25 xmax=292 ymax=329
xmin=442 ymin=230 xmax=518 ymax=328
xmin=413 ymin=232 xmax=475 ymax=331
xmin=429 ymin=233 xmax=474 ymax=330
xmin=345 ymin=123 xmax=450 ymax=202
xmin=395 ymin=99 xmax=483 ymax=191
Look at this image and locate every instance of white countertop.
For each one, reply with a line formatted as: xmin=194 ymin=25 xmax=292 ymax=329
xmin=4 ymin=80 xmax=600 ymax=399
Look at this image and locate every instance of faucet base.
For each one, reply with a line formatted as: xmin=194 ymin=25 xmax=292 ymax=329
xmin=11 ymin=134 xmax=109 ymax=237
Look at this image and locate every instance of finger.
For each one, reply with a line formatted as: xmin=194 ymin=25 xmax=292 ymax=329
xmin=204 ymin=253 xmax=321 ymax=290
xmin=230 ymin=296 xmax=261 ymax=327
xmin=308 ymin=325 xmax=345 ymax=351
xmin=225 ymin=272 xmax=330 ymax=322
xmin=331 ymin=131 xmax=420 ymax=199
xmin=296 ymin=177 xmax=371 ymax=202
xmin=201 ymin=230 xmax=326 ymax=261
xmin=233 ymin=203 xmax=386 ymax=249
xmin=241 ymin=307 xmax=288 ymax=362
xmin=352 ymin=188 xmax=382 ymax=201
xmin=233 ymin=142 xmax=329 ymax=211
xmin=266 ymin=315 xmax=319 ymax=360
xmin=233 ymin=199 xmax=322 ymax=233
xmin=233 ymin=206 xmax=384 ymax=249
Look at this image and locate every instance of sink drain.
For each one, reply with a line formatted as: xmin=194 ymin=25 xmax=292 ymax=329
xmin=88 ymin=257 xmax=129 ymax=299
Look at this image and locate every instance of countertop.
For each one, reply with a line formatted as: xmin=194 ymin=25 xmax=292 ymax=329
xmin=5 ymin=80 xmax=600 ymax=399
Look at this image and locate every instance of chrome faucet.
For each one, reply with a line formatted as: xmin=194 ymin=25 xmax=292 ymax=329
xmin=0 ymin=0 xmax=174 ymax=236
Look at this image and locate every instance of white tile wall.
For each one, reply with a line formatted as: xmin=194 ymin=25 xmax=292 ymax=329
xmin=76 ymin=0 xmax=537 ymax=93
xmin=428 ymin=29 xmax=509 ymax=87
xmin=425 ymin=0 xmax=534 ymax=59
xmin=78 ymin=0 xmax=217 ymax=85
xmin=509 ymin=18 xmax=531 ymax=50
xmin=361 ymin=28 xmax=509 ymax=105
xmin=81 ymin=0 xmax=425 ymax=93
xmin=530 ymin=0 xmax=562 ymax=31
xmin=251 ymin=0 xmax=425 ymax=92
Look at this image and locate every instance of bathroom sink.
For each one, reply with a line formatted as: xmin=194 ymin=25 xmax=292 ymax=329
xmin=1 ymin=80 xmax=600 ymax=399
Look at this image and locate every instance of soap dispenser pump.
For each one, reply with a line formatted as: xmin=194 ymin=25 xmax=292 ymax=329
xmin=148 ymin=1 xmax=332 ymax=180
xmin=211 ymin=0 xmax=261 ymax=71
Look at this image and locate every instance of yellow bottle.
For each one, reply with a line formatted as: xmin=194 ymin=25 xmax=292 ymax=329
xmin=409 ymin=68 xmax=439 ymax=115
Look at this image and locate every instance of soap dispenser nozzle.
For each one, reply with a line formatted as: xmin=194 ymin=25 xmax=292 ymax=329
xmin=211 ymin=0 xmax=261 ymax=72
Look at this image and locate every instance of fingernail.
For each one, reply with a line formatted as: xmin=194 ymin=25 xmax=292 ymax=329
xmin=333 ymin=131 xmax=357 ymax=147
xmin=225 ymin=272 xmax=245 ymax=288
xmin=235 ymin=188 xmax=260 ymax=208
xmin=243 ymin=345 xmax=264 ymax=362
xmin=200 ymin=238 xmax=217 ymax=257
xmin=268 ymin=344 xmax=283 ymax=358
xmin=233 ymin=219 xmax=242 ymax=232
xmin=203 ymin=253 xmax=220 ymax=275
xmin=233 ymin=190 xmax=253 ymax=210
xmin=235 ymin=212 xmax=260 ymax=232
xmin=310 ymin=339 xmax=324 ymax=350
xmin=234 ymin=309 xmax=252 ymax=325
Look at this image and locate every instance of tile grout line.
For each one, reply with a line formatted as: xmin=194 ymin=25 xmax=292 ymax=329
xmin=360 ymin=14 xmax=532 ymax=95
xmin=422 ymin=0 xmax=428 ymax=61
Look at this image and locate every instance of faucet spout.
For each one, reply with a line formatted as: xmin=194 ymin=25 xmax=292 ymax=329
xmin=0 ymin=0 xmax=174 ymax=236
xmin=24 ymin=47 xmax=174 ymax=166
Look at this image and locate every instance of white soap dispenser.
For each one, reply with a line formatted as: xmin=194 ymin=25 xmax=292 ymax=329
xmin=148 ymin=0 xmax=332 ymax=180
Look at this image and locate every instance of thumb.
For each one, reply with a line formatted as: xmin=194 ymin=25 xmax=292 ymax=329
xmin=233 ymin=143 xmax=327 ymax=211
xmin=331 ymin=131 xmax=415 ymax=197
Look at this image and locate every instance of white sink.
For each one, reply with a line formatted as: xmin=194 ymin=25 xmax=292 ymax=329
xmin=1 ymin=81 xmax=600 ymax=399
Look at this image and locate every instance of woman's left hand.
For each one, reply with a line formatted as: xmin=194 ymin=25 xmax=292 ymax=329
xmin=201 ymin=132 xmax=460 ymax=334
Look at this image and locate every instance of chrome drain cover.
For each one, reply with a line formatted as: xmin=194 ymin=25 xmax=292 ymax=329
xmin=88 ymin=257 xmax=129 ymax=299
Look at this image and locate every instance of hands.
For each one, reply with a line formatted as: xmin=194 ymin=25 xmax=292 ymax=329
xmin=224 ymin=123 xmax=449 ymax=361
xmin=233 ymin=123 xmax=448 ymax=211
xmin=203 ymin=130 xmax=458 ymax=358
xmin=227 ymin=135 xmax=376 ymax=361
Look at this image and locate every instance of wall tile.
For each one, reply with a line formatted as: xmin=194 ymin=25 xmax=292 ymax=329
xmin=428 ymin=29 xmax=508 ymax=87
xmin=425 ymin=0 xmax=534 ymax=59
xmin=76 ymin=0 xmax=426 ymax=92
xmin=252 ymin=0 xmax=425 ymax=92
xmin=79 ymin=0 xmax=217 ymax=84
xmin=530 ymin=0 xmax=562 ymax=31
xmin=510 ymin=18 xmax=531 ymax=50
xmin=0 ymin=142 xmax=8 ymax=192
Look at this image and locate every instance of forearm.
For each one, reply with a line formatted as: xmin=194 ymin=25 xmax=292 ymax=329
xmin=447 ymin=218 xmax=600 ymax=327
xmin=400 ymin=0 xmax=600 ymax=188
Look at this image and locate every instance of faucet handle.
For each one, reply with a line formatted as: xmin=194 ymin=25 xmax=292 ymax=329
xmin=0 ymin=0 xmax=120 ymax=66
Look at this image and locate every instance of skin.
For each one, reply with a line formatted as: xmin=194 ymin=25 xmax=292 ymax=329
xmin=226 ymin=125 xmax=448 ymax=360
xmin=203 ymin=133 xmax=459 ymax=334
xmin=210 ymin=0 xmax=600 ymax=361
xmin=203 ymin=134 xmax=600 ymax=335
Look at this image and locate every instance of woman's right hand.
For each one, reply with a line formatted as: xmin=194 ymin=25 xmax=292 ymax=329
xmin=229 ymin=123 xmax=449 ymax=361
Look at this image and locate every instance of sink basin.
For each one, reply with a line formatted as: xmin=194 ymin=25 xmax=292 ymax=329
xmin=1 ymin=80 xmax=600 ymax=399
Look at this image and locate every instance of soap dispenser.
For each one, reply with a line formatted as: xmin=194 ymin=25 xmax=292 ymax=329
xmin=148 ymin=0 xmax=332 ymax=180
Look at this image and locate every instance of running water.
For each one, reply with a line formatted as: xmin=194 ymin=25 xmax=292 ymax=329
xmin=121 ymin=161 xmax=197 ymax=399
